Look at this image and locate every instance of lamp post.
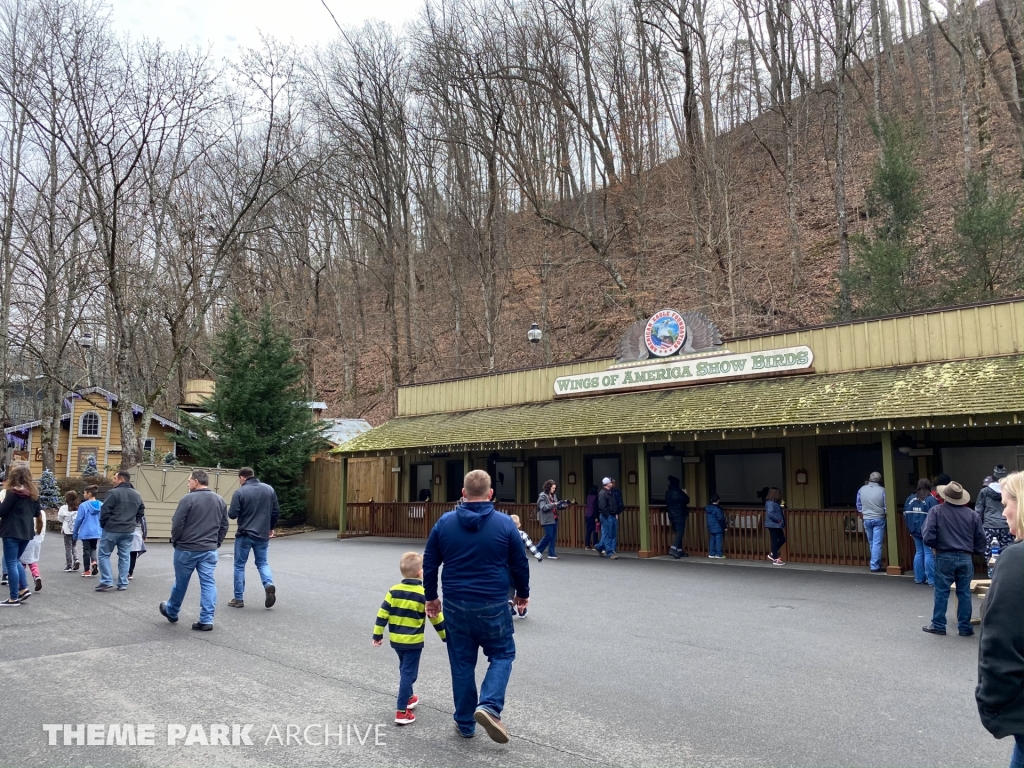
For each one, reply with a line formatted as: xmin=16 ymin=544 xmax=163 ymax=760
xmin=77 ymin=332 xmax=94 ymax=387
xmin=527 ymin=322 xmax=542 ymax=345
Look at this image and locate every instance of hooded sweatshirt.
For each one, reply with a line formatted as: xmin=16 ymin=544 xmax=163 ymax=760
xmin=423 ymin=501 xmax=530 ymax=604
xmin=976 ymin=482 xmax=1008 ymax=530
xmin=0 ymin=487 xmax=41 ymax=541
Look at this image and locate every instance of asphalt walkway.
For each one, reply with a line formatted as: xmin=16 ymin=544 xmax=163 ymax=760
xmin=0 ymin=531 xmax=1007 ymax=767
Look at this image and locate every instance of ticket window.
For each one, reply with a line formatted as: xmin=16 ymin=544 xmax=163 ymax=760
xmin=709 ymin=451 xmax=784 ymax=505
xmin=410 ymin=463 xmax=433 ymax=502
xmin=493 ymin=461 xmax=518 ymax=503
xmin=584 ymin=455 xmax=620 ymax=495
xmin=530 ymin=457 xmax=561 ymax=499
xmin=648 ymin=452 xmax=684 ymax=503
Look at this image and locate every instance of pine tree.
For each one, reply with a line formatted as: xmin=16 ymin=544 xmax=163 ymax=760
xmin=39 ymin=469 xmax=62 ymax=510
xmin=945 ymin=171 xmax=1024 ymax=300
xmin=177 ymin=306 xmax=326 ymax=519
xmin=844 ymin=118 xmax=929 ymax=316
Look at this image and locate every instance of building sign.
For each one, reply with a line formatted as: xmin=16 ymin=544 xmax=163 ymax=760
xmin=553 ymin=346 xmax=814 ymax=397
xmin=645 ymin=309 xmax=686 ymax=357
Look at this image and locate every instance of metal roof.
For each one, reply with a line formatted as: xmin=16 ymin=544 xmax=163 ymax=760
xmin=333 ymin=355 xmax=1024 ymax=455
xmin=322 ymin=418 xmax=373 ymax=446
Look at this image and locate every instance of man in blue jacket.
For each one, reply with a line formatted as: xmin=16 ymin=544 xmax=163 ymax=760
xmin=424 ymin=470 xmax=530 ymax=743
xmin=227 ymin=467 xmax=280 ymax=609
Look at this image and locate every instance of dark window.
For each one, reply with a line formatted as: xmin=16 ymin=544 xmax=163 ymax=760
xmin=529 ymin=456 xmax=561 ymax=500
xmin=584 ymin=454 xmax=620 ymax=495
xmin=445 ymin=460 xmax=465 ymax=503
xmin=647 ymin=451 xmax=684 ymax=503
xmin=708 ymin=450 xmax=785 ymax=505
xmin=410 ymin=463 xmax=433 ymax=502
xmin=820 ymin=445 xmax=881 ymax=508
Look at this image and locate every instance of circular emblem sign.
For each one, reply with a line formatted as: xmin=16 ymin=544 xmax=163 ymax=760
xmin=644 ymin=309 xmax=686 ymax=357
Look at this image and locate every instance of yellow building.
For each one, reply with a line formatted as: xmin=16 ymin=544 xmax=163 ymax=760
xmin=4 ymin=387 xmax=180 ymax=477
xmin=333 ymin=299 xmax=1024 ymax=573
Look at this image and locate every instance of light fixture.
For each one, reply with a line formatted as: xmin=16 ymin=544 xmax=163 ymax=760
xmin=527 ymin=322 xmax=542 ymax=344
xmin=662 ymin=443 xmax=675 ymax=461
xmin=892 ymin=431 xmax=916 ymax=454
xmin=77 ymin=332 xmax=94 ymax=348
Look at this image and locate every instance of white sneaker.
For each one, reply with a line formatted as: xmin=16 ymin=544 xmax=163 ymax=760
xmin=773 ymin=559 xmax=786 ymax=566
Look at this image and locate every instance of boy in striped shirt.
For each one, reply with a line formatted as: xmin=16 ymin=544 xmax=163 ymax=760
xmin=373 ymin=552 xmax=447 ymax=725
xmin=509 ymin=515 xmax=541 ymax=618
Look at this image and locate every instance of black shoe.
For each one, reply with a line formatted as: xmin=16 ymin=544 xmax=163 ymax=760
xmin=18 ymin=589 xmax=30 ymax=600
xmin=34 ymin=577 xmax=42 ymax=591
xmin=922 ymin=625 xmax=946 ymax=635
xmin=679 ymin=551 xmax=689 ymax=557
xmin=264 ymin=584 xmax=276 ymax=608
xmin=959 ymin=629 xmax=975 ymax=637
xmin=73 ymin=561 xmax=80 ymax=571
xmin=191 ymin=622 xmax=213 ymax=632
xmin=94 ymin=584 xmax=113 ymax=592
xmin=159 ymin=602 xmax=178 ymax=623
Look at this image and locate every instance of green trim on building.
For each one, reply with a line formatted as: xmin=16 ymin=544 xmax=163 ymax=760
xmin=334 ymin=356 xmax=1024 ymax=455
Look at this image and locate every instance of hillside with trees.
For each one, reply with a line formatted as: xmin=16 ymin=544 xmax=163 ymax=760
xmin=2 ymin=0 xmax=1022 ymax=458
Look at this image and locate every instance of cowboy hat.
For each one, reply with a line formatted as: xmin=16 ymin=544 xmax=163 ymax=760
xmin=936 ymin=481 xmax=971 ymax=505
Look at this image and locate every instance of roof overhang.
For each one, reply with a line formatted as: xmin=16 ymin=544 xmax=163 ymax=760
xmin=333 ymin=356 xmax=1024 ymax=456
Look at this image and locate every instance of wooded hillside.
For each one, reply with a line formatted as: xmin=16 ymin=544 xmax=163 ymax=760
xmin=3 ymin=0 xmax=1022 ymax=462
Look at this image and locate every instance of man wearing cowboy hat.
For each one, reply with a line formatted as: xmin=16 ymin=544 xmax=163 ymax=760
xmin=921 ymin=480 xmax=987 ymax=636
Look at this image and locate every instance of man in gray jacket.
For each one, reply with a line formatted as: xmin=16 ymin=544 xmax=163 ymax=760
xmin=96 ymin=470 xmax=145 ymax=592
xmin=227 ymin=467 xmax=280 ymax=609
xmin=160 ymin=470 xmax=228 ymax=631
xmin=857 ymin=472 xmax=888 ymax=572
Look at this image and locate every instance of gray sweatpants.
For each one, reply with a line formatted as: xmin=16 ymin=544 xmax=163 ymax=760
xmin=63 ymin=534 xmax=78 ymax=568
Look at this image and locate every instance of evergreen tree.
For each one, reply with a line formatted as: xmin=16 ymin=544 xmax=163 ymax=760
xmin=38 ymin=469 xmax=62 ymax=510
xmin=844 ymin=118 xmax=928 ymax=317
xmin=945 ymin=171 xmax=1024 ymax=300
xmin=177 ymin=306 xmax=326 ymax=519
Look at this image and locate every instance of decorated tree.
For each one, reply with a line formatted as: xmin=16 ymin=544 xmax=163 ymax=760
xmin=81 ymin=455 xmax=99 ymax=477
xmin=38 ymin=469 xmax=62 ymax=510
xmin=177 ymin=306 xmax=326 ymax=519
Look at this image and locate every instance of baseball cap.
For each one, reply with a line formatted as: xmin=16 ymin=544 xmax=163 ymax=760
xmin=602 ymin=477 xmax=613 ymax=485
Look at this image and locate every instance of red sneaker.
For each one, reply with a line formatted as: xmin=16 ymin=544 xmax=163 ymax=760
xmin=406 ymin=695 xmax=419 ymax=710
xmin=394 ymin=710 xmax=416 ymax=725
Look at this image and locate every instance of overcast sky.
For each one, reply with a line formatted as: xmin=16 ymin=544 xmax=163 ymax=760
xmin=106 ymin=0 xmax=424 ymax=59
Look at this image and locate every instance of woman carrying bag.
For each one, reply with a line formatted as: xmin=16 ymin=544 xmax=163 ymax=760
xmin=535 ymin=480 xmax=568 ymax=560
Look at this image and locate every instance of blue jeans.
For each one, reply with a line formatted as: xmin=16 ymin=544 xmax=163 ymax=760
xmin=931 ymin=551 xmax=974 ymax=633
xmin=536 ymin=523 xmax=557 ymax=557
xmin=233 ymin=534 xmax=274 ymax=601
xmin=97 ymin=531 xmax=133 ymax=588
xmin=709 ymin=532 xmax=724 ymax=557
xmin=165 ymin=549 xmax=219 ymax=625
xmin=596 ymin=514 xmax=618 ymax=555
xmin=1010 ymin=734 xmax=1024 ymax=768
xmin=912 ymin=535 xmax=935 ymax=584
xmin=444 ymin=599 xmax=516 ymax=736
xmin=395 ymin=648 xmax=422 ymax=713
xmin=863 ymin=518 xmax=886 ymax=570
xmin=2 ymin=538 xmax=28 ymax=600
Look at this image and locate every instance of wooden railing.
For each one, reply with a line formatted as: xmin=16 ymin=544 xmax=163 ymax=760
xmin=342 ymin=502 xmax=903 ymax=569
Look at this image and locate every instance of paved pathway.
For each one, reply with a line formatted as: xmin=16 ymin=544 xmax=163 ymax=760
xmin=0 ymin=531 xmax=1008 ymax=767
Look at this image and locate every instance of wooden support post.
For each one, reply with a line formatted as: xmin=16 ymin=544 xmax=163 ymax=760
xmin=340 ymin=457 xmax=349 ymax=530
xmin=638 ymin=443 xmax=653 ymax=557
xmin=881 ymin=432 xmax=902 ymax=575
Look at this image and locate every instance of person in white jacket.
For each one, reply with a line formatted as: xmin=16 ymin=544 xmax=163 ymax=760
xmin=57 ymin=491 xmax=81 ymax=572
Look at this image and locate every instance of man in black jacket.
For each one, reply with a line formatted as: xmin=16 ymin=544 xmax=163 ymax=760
xmin=160 ymin=470 xmax=228 ymax=631
xmin=976 ymin=471 xmax=1023 ymax=767
xmin=594 ymin=478 xmax=620 ymax=560
xmin=227 ymin=467 xmax=280 ymax=609
xmin=921 ymin=480 xmax=986 ymax=637
xmin=665 ymin=476 xmax=691 ymax=559
xmin=96 ymin=471 xmax=145 ymax=592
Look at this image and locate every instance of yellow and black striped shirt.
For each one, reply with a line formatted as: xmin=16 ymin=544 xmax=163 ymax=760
xmin=373 ymin=578 xmax=447 ymax=648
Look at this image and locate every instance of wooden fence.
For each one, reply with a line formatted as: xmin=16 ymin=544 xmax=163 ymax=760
xmin=336 ymin=501 xmax=907 ymax=568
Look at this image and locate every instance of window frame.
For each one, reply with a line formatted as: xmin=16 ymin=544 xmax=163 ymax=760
xmin=78 ymin=410 xmax=101 ymax=437
xmin=706 ymin=448 xmax=786 ymax=506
